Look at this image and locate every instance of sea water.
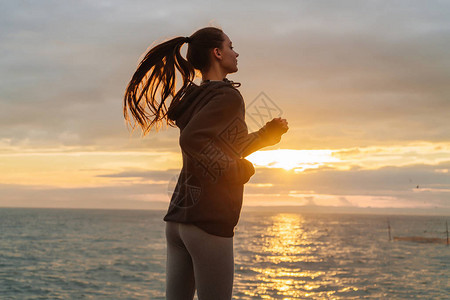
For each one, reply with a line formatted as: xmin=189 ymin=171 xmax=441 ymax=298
xmin=0 ymin=208 xmax=448 ymax=299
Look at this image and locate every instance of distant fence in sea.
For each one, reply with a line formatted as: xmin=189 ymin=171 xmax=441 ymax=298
xmin=387 ymin=219 xmax=449 ymax=245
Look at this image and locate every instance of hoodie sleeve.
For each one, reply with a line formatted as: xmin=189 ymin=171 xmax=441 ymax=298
xmin=240 ymin=124 xmax=287 ymax=157
xmin=179 ymin=87 xmax=255 ymax=185
xmin=240 ymin=131 xmax=267 ymax=158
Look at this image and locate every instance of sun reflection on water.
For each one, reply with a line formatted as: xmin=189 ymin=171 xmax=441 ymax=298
xmin=264 ymin=214 xmax=307 ymax=255
xmin=236 ymin=213 xmax=368 ymax=299
xmin=240 ymin=213 xmax=320 ymax=298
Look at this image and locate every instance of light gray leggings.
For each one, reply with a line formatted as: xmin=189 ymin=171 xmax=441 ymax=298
xmin=165 ymin=221 xmax=234 ymax=300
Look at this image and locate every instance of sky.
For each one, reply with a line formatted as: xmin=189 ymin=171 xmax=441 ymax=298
xmin=1 ymin=0 xmax=449 ymax=214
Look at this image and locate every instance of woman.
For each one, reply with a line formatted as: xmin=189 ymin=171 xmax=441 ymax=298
xmin=123 ymin=26 xmax=288 ymax=300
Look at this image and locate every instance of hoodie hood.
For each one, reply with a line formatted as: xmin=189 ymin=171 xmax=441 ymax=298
xmin=169 ymin=79 xmax=240 ymax=130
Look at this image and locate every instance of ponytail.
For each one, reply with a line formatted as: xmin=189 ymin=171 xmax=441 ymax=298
xmin=123 ymin=36 xmax=195 ymax=135
xmin=123 ymin=27 xmax=225 ymax=136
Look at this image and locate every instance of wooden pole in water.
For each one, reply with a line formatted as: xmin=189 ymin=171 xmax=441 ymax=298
xmin=446 ymin=220 xmax=449 ymax=246
xmin=387 ymin=218 xmax=391 ymax=242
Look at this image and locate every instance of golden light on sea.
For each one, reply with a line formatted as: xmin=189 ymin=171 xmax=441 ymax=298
xmin=237 ymin=213 xmax=362 ymax=298
xmin=245 ymin=213 xmax=327 ymax=298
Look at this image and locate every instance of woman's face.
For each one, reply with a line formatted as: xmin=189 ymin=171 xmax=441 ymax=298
xmin=218 ymin=33 xmax=239 ymax=74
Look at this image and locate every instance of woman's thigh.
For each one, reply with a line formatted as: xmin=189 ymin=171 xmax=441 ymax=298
xmin=179 ymin=223 xmax=234 ymax=300
xmin=165 ymin=221 xmax=196 ymax=300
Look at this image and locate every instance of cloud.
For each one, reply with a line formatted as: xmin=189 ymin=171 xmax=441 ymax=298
xmin=245 ymin=161 xmax=450 ymax=209
xmin=2 ymin=159 xmax=448 ymax=211
xmin=252 ymin=162 xmax=450 ymax=193
xmin=1 ymin=0 xmax=450 ymax=150
xmin=0 ymin=182 xmax=171 ymax=210
xmin=1 ymin=1 xmax=450 ymax=210
xmin=96 ymin=168 xmax=180 ymax=181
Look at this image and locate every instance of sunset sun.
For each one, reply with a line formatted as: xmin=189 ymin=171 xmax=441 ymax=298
xmin=245 ymin=149 xmax=340 ymax=172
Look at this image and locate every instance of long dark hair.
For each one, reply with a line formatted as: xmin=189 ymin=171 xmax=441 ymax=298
xmin=123 ymin=27 xmax=225 ymax=135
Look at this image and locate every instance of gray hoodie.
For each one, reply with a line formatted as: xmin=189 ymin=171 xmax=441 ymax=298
xmin=163 ymin=79 xmax=272 ymax=237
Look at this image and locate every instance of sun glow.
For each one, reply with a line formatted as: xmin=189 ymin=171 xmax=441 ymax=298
xmin=246 ymin=149 xmax=340 ymax=172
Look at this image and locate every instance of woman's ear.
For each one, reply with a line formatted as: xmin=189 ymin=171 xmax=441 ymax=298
xmin=213 ymin=48 xmax=222 ymax=60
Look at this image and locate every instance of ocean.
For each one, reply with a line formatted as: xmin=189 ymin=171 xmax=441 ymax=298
xmin=0 ymin=208 xmax=448 ymax=299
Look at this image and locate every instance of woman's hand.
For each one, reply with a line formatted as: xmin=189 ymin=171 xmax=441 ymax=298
xmin=271 ymin=117 xmax=289 ymax=133
xmin=259 ymin=117 xmax=289 ymax=146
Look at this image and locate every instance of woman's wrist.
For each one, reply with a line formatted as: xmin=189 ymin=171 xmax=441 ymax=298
xmin=257 ymin=122 xmax=283 ymax=147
